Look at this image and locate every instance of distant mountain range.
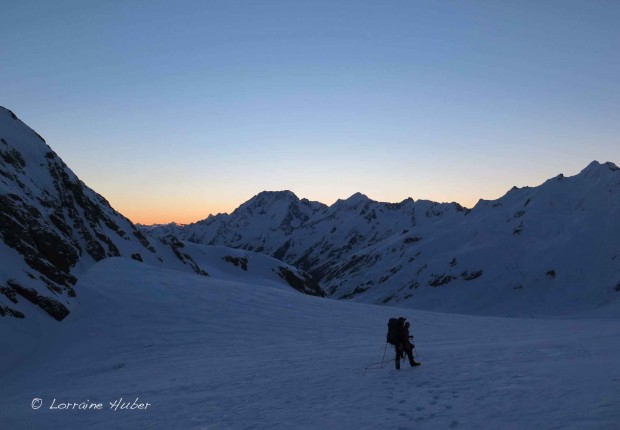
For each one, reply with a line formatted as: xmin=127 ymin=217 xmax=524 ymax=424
xmin=0 ymin=107 xmax=323 ymax=322
xmin=1 ymin=105 xmax=617 ymax=321
xmin=142 ymin=162 xmax=620 ymax=317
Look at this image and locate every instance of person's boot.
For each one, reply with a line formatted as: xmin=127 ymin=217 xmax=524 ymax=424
xmin=412 ymin=360 xmax=421 ymax=366
xmin=395 ymin=358 xmax=400 ymax=370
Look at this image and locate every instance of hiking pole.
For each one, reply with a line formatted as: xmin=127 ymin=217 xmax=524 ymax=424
xmin=381 ymin=342 xmax=388 ymax=367
xmin=364 ymin=342 xmax=390 ymax=370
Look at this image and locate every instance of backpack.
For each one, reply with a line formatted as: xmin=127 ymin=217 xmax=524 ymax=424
xmin=386 ymin=318 xmax=400 ymax=345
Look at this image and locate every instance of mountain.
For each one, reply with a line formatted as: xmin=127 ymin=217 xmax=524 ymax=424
xmin=1 ymin=107 xmax=617 ymax=427
xmin=143 ymin=190 xmax=329 ymax=252
xmin=0 ymin=107 xmax=323 ymax=322
xmin=144 ymin=190 xmax=467 ymax=281
xmin=143 ymin=163 xmax=620 ymax=316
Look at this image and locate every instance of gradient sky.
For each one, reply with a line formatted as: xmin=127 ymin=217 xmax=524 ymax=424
xmin=3 ymin=1 xmax=619 ymax=224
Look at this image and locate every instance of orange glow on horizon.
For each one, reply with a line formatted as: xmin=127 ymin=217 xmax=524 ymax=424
xmin=116 ymin=192 xmax=485 ymax=226
xmin=123 ymin=208 xmax=226 ymax=226
xmin=115 ymin=200 xmax=238 ymax=226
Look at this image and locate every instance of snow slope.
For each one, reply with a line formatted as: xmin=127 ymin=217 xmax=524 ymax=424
xmin=1 ymin=258 xmax=618 ymax=429
xmin=0 ymin=107 xmax=323 ymax=323
xmin=143 ymin=165 xmax=620 ymax=317
xmin=0 ymin=105 xmax=196 ymax=321
xmin=175 ymin=241 xmax=324 ymax=296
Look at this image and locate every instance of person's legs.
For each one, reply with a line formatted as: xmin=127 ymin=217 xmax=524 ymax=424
xmin=406 ymin=346 xmax=415 ymax=366
xmin=406 ymin=343 xmax=421 ymax=366
xmin=394 ymin=344 xmax=403 ymax=369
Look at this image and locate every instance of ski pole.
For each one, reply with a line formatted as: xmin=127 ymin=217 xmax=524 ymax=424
xmin=365 ymin=343 xmax=390 ymax=369
xmin=379 ymin=342 xmax=389 ymax=367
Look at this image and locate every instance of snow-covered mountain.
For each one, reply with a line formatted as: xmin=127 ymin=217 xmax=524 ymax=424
xmin=0 ymin=107 xmax=323 ymax=322
xmin=144 ymin=163 xmax=620 ymax=317
xmin=1 ymin=107 xmax=617 ymax=428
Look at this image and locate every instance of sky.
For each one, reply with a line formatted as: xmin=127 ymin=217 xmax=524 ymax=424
xmin=2 ymin=0 xmax=619 ymax=224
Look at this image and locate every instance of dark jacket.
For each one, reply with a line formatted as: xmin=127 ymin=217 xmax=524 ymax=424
xmin=399 ymin=324 xmax=414 ymax=350
xmin=397 ymin=325 xmax=410 ymax=344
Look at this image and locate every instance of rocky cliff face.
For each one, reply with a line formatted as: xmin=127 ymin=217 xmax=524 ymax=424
xmin=0 ymin=108 xmax=324 ymax=322
xmin=144 ymin=163 xmax=620 ymax=316
xmin=0 ymin=107 xmax=171 ymax=320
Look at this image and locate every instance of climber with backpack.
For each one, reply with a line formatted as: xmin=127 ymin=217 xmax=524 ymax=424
xmin=386 ymin=316 xmax=421 ymax=369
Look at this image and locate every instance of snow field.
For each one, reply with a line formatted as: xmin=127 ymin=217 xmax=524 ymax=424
xmin=1 ymin=258 xmax=619 ymax=429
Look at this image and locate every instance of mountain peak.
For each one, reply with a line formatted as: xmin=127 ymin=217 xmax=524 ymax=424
xmin=235 ymin=190 xmax=301 ymax=215
xmin=331 ymin=192 xmax=371 ymax=211
xmin=248 ymin=190 xmax=299 ymax=205
xmin=335 ymin=192 xmax=369 ymax=204
xmin=252 ymin=190 xmax=298 ymax=200
xmin=346 ymin=192 xmax=370 ymax=202
xmin=0 ymin=106 xmax=18 ymax=119
xmin=264 ymin=190 xmax=298 ymax=199
xmin=580 ymin=160 xmax=619 ymax=176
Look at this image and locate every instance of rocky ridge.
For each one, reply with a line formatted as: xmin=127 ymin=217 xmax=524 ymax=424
xmin=0 ymin=107 xmax=324 ymax=322
xmin=143 ymin=162 xmax=620 ymax=316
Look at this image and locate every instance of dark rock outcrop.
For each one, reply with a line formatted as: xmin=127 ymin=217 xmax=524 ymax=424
xmin=0 ymin=107 xmax=203 ymax=321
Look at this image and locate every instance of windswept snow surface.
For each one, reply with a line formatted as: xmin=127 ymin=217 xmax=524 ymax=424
xmin=1 ymin=258 xmax=619 ymax=429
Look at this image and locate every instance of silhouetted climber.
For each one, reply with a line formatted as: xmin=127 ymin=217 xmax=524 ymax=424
xmin=401 ymin=321 xmax=420 ymax=368
xmin=387 ymin=317 xmax=420 ymax=369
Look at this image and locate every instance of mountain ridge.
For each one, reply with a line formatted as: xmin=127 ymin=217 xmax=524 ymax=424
xmin=143 ymin=160 xmax=620 ymax=316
